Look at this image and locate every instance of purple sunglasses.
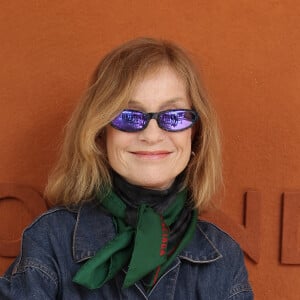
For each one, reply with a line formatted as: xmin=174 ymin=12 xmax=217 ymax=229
xmin=110 ymin=109 xmax=199 ymax=132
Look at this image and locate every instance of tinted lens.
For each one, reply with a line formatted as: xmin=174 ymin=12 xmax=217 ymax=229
xmin=158 ymin=110 xmax=198 ymax=131
xmin=111 ymin=110 xmax=148 ymax=132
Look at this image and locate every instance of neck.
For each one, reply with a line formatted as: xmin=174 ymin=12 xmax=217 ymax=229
xmin=112 ymin=171 xmax=185 ymax=214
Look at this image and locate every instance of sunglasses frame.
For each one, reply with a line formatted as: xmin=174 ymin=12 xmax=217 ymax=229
xmin=110 ymin=109 xmax=199 ymax=132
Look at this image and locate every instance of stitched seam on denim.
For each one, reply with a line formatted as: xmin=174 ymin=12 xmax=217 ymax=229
xmin=166 ymin=259 xmax=180 ymax=299
xmin=0 ymin=275 xmax=10 ymax=282
xmin=72 ymin=204 xmax=82 ymax=261
xmin=198 ymin=220 xmax=243 ymax=249
xmin=148 ymin=257 xmax=181 ymax=297
xmin=179 ymin=222 xmax=223 ymax=263
xmin=13 ymin=259 xmax=58 ymax=287
xmin=25 ymin=207 xmax=74 ymax=231
xmin=73 ymin=204 xmax=111 ymax=262
xmin=14 ymin=208 xmax=76 ymax=279
xmin=134 ymin=284 xmax=148 ymax=300
xmin=18 ymin=208 xmax=76 ymax=241
xmin=197 ymin=223 xmax=223 ymax=256
xmin=179 ymin=255 xmax=220 ymax=263
xmin=228 ymin=283 xmax=253 ymax=298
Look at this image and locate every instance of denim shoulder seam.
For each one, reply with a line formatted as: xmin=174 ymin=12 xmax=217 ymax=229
xmin=13 ymin=206 xmax=78 ymax=283
xmin=197 ymin=220 xmax=242 ymax=248
xmin=0 ymin=275 xmax=10 ymax=282
xmin=23 ymin=206 xmax=78 ymax=231
xmin=228 ymin=282 xmax=253 ymax=298
xmin=12 ymin=258 xmax=59 ymax=287
xmin=196 ymin=222 xmax=224 ymax=256
xmin=18 ymin=206 xmax=78 ymax=258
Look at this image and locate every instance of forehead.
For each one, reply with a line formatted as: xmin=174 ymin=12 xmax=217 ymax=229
xmin=129 ymin=66 xmax=190 ymax=110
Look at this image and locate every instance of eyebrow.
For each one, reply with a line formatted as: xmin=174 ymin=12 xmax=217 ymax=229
xmin=128 ymin=97 xmax=188 ymax=110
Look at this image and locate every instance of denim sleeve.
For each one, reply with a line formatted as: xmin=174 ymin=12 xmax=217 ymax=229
xmin=227 ymin=246 xmax=254 ymax=299
xmin=0 ymin=260 xmax=58 ymax=299
xmin=0 ymin=216 xmax=60 ymax=299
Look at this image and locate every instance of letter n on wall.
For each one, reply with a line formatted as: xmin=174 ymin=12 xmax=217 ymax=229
xmin=281 ymin=192 xmax=300 ymax=264
xmin=201 ymin=191 xmax=261 ymax=263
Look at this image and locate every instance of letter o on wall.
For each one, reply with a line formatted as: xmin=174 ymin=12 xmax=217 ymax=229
xmin=0 ymin=183 xmax=47 ymax=257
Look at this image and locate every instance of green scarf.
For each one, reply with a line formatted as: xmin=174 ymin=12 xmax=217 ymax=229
xmin=73 ymin=188 xmax=197 ymax=289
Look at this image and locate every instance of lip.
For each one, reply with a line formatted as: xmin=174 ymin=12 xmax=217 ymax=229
xmin=130 ymin=150 xmax=172 ymax=160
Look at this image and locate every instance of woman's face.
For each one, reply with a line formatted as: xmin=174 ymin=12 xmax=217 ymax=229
xmin=106 ymin=66 xmax=193 ymax=189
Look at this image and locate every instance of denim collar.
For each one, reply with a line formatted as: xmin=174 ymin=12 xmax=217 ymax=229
xmin=72 ymin=202 xmax=222 ymax=264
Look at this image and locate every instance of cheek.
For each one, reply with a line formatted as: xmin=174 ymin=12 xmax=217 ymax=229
xmin=172 ymin=131 xmax=192 ymax=162
xmin=178 ymin=131 xmax=192 ymax=151
xmin=106 ymin=128 xmax=119 ymax=164
xmin=106 ymin=128 xmax=131 ymax=165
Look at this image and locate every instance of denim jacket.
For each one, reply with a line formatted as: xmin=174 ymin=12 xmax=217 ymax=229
xmin=0 ymin=201 xmax=253 ymax=299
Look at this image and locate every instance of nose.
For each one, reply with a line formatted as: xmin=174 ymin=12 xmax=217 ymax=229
xmin=138 ymin=119 xmax=165 ymax=143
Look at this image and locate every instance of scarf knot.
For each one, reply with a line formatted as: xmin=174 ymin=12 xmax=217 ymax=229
xmin=73 ymin=187 xmax=197 ymax=290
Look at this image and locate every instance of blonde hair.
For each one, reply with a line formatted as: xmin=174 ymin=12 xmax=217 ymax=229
xmin=45 ymin=37 xmax=222 ymax=212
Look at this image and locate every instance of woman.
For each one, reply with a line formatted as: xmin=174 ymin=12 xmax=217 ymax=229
xmin=0 ymin=37 xmax=253 ymax=299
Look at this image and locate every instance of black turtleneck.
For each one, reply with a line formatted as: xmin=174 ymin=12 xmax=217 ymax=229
xmin=111 ymin=170 xmax=193 ymax=248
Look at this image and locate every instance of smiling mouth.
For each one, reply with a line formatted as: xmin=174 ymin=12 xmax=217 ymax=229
xmin=130 ymin=151 xmax=172 ymax=159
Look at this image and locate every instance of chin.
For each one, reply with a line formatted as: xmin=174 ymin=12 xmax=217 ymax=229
xmin=135 ymin=177 xmax=174 ymax=190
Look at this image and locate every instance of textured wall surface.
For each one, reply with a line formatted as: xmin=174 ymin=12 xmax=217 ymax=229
xmin=0 ymin=1 xmax=299 ymax=299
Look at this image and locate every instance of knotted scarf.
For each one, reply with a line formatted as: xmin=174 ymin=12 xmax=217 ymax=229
xmin=73 ymin=177 xmax=197 ymax=290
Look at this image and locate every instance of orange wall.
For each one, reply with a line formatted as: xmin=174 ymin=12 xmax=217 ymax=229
xmin=0 ymin=1 xmax=299 ymax=299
